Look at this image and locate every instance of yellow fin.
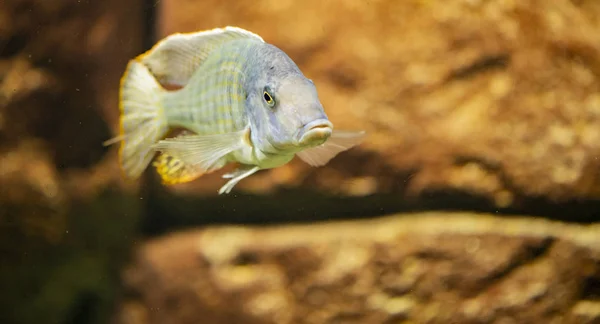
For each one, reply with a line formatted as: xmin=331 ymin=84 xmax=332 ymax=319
xmin=152 ymin=152 xmax=206 ymax=185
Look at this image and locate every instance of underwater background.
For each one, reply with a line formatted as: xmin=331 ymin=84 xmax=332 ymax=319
xmin=0 ymin=0 xmax=599 ymax=323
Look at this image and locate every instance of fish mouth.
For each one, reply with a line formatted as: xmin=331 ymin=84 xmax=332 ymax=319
xmin=298 ymin=119 xmax=333 ymax=147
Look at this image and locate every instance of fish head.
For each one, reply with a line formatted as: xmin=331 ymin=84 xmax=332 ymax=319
xmin=246 ymin=45 xmax=332 ymax=155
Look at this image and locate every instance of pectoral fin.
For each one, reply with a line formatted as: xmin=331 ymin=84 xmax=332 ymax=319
xmin=139 ymin=26 xmax=264 ymax=87
xmin=297 ymin=130 xmax=366 ymax=167
xmin=151 ymin=131 xmax=245 ymax=183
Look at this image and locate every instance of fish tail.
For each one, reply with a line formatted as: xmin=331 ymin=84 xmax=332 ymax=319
xmin=109 ymin=59 xmax=169 ymax=179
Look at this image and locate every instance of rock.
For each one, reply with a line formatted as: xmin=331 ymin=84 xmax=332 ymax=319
xmin=0 ymin=1 xmax=145 ymax=324
xmin=114 ymin=212 xmax=600 ymax=324
xmin=0 ymin=0 xmax=144 ymax=168
xmin=0 ymin=140 xmax=67 ymax=251
xmin=154 ymin=0 xmax=600 ymax=207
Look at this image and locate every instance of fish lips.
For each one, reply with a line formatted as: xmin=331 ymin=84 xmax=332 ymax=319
xmin=297 ymin=119 xmax=333 ymax=147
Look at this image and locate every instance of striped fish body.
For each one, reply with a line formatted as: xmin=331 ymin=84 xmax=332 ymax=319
xmin=163 ymin=39 xmax=252 ymax=136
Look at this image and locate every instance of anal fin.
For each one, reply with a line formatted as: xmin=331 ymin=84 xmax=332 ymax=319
xmin=153 ymin=152 xmax=213 ymax=185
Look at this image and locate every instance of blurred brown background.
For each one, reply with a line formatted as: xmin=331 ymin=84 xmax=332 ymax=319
xmin=0 ymin=0 xmax=599 ymax=323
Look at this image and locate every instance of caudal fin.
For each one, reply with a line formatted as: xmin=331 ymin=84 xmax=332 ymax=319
xmin=105 ymin=60 xmax=169 ymax=179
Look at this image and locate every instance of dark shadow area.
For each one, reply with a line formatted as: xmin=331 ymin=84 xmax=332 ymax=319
xmin=63 ymin=291 xmax=100 ymax=324
xmin=447 ymin=53 xmax=510 ymax=81
xmin=0 ymin=32 xmax=28 ymax=57
xmin=0 ymin=188 xmax=141 ymax=324
xmin=49 ymin=87 xmax=113 ymax=171
xmin=142 ymin=0 xmax=157 ymax=50
xmin=141 ymin=177 xmax=600 ymax=237
xmin=581 ymin=263 xmax=600 ymax=300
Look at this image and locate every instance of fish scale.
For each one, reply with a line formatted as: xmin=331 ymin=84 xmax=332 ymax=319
xmin=164 ymin=40 xmax=250 ymax=135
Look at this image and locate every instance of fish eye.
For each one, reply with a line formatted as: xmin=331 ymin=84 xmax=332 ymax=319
xmin=263 ymin=88 xmax=275 ymax=107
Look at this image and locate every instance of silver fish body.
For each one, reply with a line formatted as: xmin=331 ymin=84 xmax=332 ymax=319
xmin=107 ymin=26 xmax=365 ymax=194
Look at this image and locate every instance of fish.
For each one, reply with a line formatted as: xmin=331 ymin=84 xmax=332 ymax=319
xmin=104 ymin=26 xmax=366 ymax=194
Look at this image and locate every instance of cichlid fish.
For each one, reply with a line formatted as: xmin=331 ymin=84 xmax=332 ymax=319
xmin=105 ymin=26 xmax=365 ymax=194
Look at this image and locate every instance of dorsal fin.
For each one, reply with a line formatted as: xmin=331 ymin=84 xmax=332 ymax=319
xmin=137 ymin=26 xmax=264 ymax=87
